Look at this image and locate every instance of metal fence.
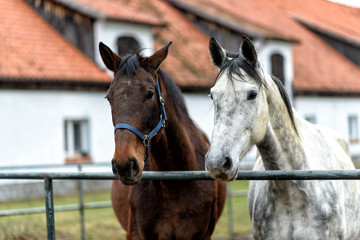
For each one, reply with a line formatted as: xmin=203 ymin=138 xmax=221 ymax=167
xmin=2 ymin=169 xmax=360 ymax=240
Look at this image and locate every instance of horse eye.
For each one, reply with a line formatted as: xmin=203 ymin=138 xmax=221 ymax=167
xmin=209 ymin=93 xmax=213 ymax=100
xmin=145 ymin=91 xmax=155 ymax=100
xmin=247 ymin=90 xmax=258 ymax=100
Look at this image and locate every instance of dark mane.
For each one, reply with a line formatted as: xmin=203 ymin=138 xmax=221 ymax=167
xmin=219 ymin=53 xmax=297 ymax=133
xmin=158 ymin=69 xmax=192 ymax=122
xmin=271 ymin=75 xmax=297 ymax=133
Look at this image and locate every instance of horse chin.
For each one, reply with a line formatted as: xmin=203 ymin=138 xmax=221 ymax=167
xmin=208 ymin=168 xmax=238 ymax=182
xmin=119 ymin=175 xmax=142 ymax=186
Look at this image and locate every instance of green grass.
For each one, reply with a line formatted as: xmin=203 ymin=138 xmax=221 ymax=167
xmin=213 ymin=181 xmax=252 ymax=237
xmin=0 ymin=182 xmax=252 ymax=239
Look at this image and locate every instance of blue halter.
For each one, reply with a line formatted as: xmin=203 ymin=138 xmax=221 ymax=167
xmin=114 ymin=81 xmax=167 ymax=163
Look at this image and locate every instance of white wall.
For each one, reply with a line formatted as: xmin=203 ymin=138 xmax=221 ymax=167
xmin=328 ymin=0 xmax=360 ymax=8
xmin=0 ymin=90 xmax=114 ymax=167
xmin=295 ymin=96 xmax=360 ymax=157
xmin=94 ymin=20 xmax=154 ymax=72
xmin=183 ymin=93 xmax=214 ymax=139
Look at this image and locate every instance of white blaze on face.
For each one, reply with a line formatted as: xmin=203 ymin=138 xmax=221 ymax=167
xmin=205 ymin=69 xmax=268 ymax=181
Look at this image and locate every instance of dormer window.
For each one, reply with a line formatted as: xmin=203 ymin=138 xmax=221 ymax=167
xmin=117 ymin=36 xmax=140 ymax=55
xmin=271 ymin=53 xmax=285 ymax=85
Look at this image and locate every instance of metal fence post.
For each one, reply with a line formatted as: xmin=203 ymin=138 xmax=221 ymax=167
xmin=78 ymin=164 xmax=85 ymax=240
xmin=44 ymin=177 xmax=55 ymax=240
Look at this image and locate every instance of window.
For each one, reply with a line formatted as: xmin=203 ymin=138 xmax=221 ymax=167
xmin=305 ymin=115 xmax=317 ymax=124
xmin=348 ymin=115 xmax=359 ymax=143
xmin=64 ymin=119 xmax=91 ymax=163
xmin=271 ymin=53 xmax=285 ymax=85
xmin=117 ymin=36 xmax=140 ymax=55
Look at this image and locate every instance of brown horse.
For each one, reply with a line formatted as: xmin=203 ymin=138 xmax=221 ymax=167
xmin=99 ymin=42 xmax=226 ymax=240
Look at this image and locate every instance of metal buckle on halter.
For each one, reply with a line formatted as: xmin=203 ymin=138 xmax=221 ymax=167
xmin=160 ymin=96 xmax=165 ymax=105
xmin=160 ymin=114 xmax=166 ymax=128
xmin=143 ymin=135 xmax=150 ymax=146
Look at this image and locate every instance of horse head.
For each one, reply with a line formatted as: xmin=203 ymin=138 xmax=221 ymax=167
xmin=99 ymin=42 xmax=171 ymax=185
xmin=205 ymin=36 xmax=269 ymax=181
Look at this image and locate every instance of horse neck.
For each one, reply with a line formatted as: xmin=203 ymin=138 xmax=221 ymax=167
xmin=256 ymin=75 xmax=307 ymax=171
xmin=149 ymin=81 xmax=199 ymax=172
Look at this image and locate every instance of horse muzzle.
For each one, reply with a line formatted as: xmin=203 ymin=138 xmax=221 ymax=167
xmin=205 ymin=150 xmax=238 ymax=181
xmin=112 ymin=158 xmax=142 ymax=185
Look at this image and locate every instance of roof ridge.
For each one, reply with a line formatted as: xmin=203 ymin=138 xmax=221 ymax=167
xmin=290 ymin=13 xmax=360 ymax=47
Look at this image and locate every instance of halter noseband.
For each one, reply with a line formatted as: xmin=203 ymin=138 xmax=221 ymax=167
xmin=114 ymin=81 xmax=167 ymax=163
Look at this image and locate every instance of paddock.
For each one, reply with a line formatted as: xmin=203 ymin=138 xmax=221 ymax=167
xmin=1 ymin=169 xmax=360 ymax=240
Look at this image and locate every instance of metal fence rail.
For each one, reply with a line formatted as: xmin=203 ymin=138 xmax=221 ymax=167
xmin=2 ymin=169 xmax=360 ymax=240
xmin=3 ymin=169 xmax=360 ymax=180
xmin=0 ymin=201 xmax=112 ymax=216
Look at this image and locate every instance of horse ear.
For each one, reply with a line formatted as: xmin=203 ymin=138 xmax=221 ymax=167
xmin=209 ymin=37 xmax=227 ymax=69
xmin=147 ymin=42 xmax=172 ymax=71
xmin=240 ymin=36 xmax=258 ymax=67
xmin=99 ymin=42 xmax=121 ymax=73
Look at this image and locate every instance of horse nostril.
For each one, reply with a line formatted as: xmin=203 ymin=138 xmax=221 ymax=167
xmin=223 ymin=156 xmax=232 ymax=172
xmin=112 ymin=159 xmax=121 ymax=175
xmin=127 ymin=157 xmax=139 ymax=175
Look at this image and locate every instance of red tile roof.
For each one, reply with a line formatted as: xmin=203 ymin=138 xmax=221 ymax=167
xmin=2 ymin=0 xmax=360 ymax=94
xmin=172 ymin=0 xmax=360 ymax=94
xmin=68 ymin=0 xmax=163 ymax=26
xmin=0 ymin=0 xmax=110 ymax=83
xmin=287 ymin=1 xmax=360 ymax=45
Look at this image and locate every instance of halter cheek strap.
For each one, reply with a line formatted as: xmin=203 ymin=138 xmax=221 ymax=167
xmin=114 ymin=81 xmax=167 ymax=163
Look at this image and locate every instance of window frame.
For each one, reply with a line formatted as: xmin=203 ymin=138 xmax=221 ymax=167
xmin=64 ymin=119 xmax=91 ymax=163
xmin=348 ymin=115 xmax=359 ymax=143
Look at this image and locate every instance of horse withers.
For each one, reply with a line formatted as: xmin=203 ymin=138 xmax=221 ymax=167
xmin=205 ymin=36 xmax=360 ymax=239
xmin=99 ymin=42 xmax=226 ymax=239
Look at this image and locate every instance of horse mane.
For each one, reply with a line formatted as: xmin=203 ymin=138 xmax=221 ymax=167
xmin=218 ymin=52 xmax=297 ymax=133
xmin=116 ymin=53 xmax=192 ymax=123
xmin=158 ymin=69 xmax=190 ymax=121
xmin=271 ymin=75 xmax=297 ymax=133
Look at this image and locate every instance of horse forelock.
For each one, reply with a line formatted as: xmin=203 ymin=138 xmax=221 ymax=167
xmin=117 ymin=54 xmax=141 ymax=77
xmin=216 ymin=53 xmax=265 ymax=87
xmin=117 ymin=53 xmax=164 ymax=83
